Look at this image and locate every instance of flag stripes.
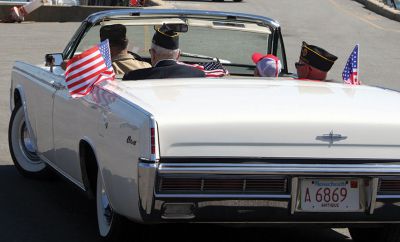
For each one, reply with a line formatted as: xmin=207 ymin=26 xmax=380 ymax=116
xmin=342 ymin=44 xmax=360 ymax=85
xmin=65 ymin=39 xmax=115 ymax=98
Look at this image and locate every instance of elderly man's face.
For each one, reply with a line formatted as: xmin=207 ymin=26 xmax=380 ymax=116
xmin=295 ymin=60 xmax=327 ymax=80
xmin=295 ymin=60 xmax=309 ymax=79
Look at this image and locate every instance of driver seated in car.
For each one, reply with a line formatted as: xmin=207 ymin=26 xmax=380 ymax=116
xmin=100 ymin=24 xmax=151 ymax=75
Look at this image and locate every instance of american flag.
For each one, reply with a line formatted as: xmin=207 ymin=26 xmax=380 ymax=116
xmin=342 ymin=44 xmax=360 ymax=85
xmin=65 ymin=39 xmax=115 ymax=98
xmin=179 ymin=61 xmax=229 ymax=77
xmin=202 ymin=61 xmax=229 ymax=77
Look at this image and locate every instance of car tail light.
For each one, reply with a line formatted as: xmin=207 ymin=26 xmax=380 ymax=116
xmin=149 ymin=118 xmax=159 ymax=161
xmin=151 ymin=127 xmax=156 ymax=155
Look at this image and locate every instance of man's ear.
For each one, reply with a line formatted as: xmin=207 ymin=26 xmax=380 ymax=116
xmin=150 ymin=49 xmax=156 ymax=66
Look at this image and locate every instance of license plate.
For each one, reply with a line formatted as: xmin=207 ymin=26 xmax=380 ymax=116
xmin=299 ymin=179 xmax=360 ymax=212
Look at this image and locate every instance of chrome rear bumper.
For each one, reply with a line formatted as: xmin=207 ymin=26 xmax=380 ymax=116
xmin=138 ymin=159 xmax=400 ymax=224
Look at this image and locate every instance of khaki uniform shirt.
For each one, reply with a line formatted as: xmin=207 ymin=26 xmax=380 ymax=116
xmin=112 ymin=53 xmax=151 ymax=75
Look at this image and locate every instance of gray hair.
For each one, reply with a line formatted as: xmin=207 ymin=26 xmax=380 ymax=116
xmin=151 ymin=43 xmax=180 ymax=60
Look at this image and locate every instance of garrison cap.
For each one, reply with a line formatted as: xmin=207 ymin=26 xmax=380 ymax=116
xmin=100 ymin=24 xmax=127 ymax=46
xmin=299 ymin=41 xmax=338 ymax=72
xmin=152 ymin=24 xmax=179 ymax=50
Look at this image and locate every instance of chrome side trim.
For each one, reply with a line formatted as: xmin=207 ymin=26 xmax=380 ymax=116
xmin=155 ymin=194 xmax=291 ymax=199
xmin=290 ymin=177 xmax=298 ymax=215
xmin=41 ymin=155 xmax=86 ymax=190
xmin=158 ymin=163 xmax=400 ymax=176
xmin=369 ymin=178 xmax=379 ymax=214
xmin=138 ymin=159 xmax=158 ymax=214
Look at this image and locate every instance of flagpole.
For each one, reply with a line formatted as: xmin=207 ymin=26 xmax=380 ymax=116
xmin=357 ymin=44 xmax=360 ymax=84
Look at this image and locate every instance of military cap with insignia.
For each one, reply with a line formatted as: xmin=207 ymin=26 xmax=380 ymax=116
xmin=299 ymin=41 xmax=338 ymax=72
xmin=152 ymin=24 xmax=180 ymax=50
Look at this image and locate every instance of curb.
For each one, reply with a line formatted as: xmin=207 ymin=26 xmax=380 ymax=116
xmin=0 ymin=0 xmax=169 ymax=22
xmin=0 ymin=5 xmax=139 ymax=21
xmin=355 ymin=0 xmax=400 ymax=22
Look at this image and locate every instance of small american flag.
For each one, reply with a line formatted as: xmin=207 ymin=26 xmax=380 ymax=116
xmin=65 ymin=39 xmax=115 ymax=98
xmin=179 ymin=61 xmax=229 ymax=77
xmin=342 ymin=44 xmax=360 ymax=85
xmin=202 ymin=61 xmax=229 ymax=77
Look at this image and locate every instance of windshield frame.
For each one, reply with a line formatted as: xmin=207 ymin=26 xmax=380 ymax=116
xmin=62 ymin=9 xmax=288 ymax=76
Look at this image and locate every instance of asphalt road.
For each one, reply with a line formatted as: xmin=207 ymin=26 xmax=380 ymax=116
xmin=165 ymin=0 xmax=400 ymax=89
xmin=0 ymin=0 xmax=399 ymax=241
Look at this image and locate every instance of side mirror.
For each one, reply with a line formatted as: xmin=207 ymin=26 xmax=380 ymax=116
xmin=45 ymin=53 xmax=63 ymax=67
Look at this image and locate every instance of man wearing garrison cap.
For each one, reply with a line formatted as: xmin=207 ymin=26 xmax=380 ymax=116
xmin=295 ymin=41 xmax=338 ymax=81
xmin=100 ymin=24 xmax=151 ymax=75
xmin=123 ymin=24 xmax=205 ymax=80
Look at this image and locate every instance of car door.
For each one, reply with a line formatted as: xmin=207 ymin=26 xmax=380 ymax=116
xmin=52 ymin=77 xmax=85 ymax=185
xmin=18 ymin=64 xmax=59 ymax=163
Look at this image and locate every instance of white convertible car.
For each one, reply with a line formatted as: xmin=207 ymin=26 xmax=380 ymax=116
xmin=8 ymin=9 xmax=400 ymax=242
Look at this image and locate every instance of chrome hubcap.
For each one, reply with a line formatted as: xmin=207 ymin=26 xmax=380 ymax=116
xmin=97 ymin=174 xmax=114 ymax=236
xmin=19 ymin=121 xmax=39 ymax=161
xmin=101 ymin=189 xmax=113 ymax=225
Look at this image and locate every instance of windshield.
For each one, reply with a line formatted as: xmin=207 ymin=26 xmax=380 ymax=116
xmin=75 ymin=17 xmax=273 ymax=76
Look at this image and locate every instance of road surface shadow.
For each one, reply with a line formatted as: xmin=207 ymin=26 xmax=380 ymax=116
xmin=0 ymin=165 xmax=351 ymax=242
xmin=0 ymin=165 xmax=99 ymax=242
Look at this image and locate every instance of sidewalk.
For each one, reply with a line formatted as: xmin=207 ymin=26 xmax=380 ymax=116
xmin=355 ymin=0 xmax=400 ymax=22
xmin=0 ymin=0 xmax=168 ymax=21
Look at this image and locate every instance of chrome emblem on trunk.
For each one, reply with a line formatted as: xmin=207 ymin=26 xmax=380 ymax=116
xmin=316 ymin=131 xmax=347 ymax=145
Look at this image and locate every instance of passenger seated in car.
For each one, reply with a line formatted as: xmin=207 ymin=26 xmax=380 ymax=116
xmin=251 ymin=53 xmax=282 ymax=77
xmin=100 ymin=24 xmax=151 ymax=75
xmin=295 ymin=41 xmax=337 ymax=81
xmin=123 ymin=24 xmax=205 ymax=80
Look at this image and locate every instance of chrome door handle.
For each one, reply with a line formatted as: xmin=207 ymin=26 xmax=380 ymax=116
xmin=51 ymin=81 xmax=66 ymax=90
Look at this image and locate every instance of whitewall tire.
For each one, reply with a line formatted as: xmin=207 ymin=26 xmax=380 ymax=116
xmin=96 ymin=169 xmax=127 ymax=241
xmin=8 ymin=104 xmax=53 ymax=179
